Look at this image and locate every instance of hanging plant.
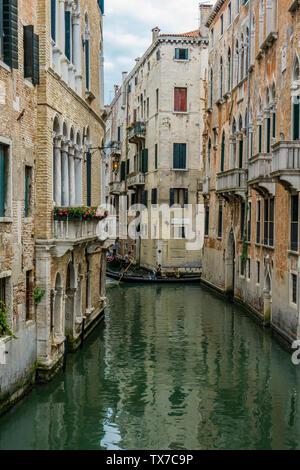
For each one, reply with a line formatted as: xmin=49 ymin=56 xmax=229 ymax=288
xmin=0 ymin=301 xmax=17 ymax=339
xmin=34 ymin=287 xmax=45 ymax=306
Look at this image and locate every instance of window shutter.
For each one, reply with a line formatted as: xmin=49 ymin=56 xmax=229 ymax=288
xmin=142 ymin=149 xmax=148 ymax=173
xmin=86 ymin=151 xmax=91 ymax=206
xmin=272 ymin=113 xmax=276 ymax=139
xmin=152 ymin=189 xmax=157 ymax=205
xmin=173 ymin=144 xmax=180 ymax=169
xmin=51 ymin=0 xmax=56 ymax=42
xmin=185 ymin=49 xmax=189 ymax=60
xmin=98 ymin=0 xmax=104 ymax=15
xmin=175 ymin=48 xmax=179 ymax=59
xmin=180 ymin=144 xmax=186 ymax=169
xmin=3 ymin=0 xmax=18 ymax=69
xmin=184 ymin=188 xmax=188 ymax=205
xmin=0 ymin=146 xmax=5 ymax=217
xmin=267 ymin=117 xmax=271 ymax=153
xmin=85 ymin=39 xmax=90 ymax=90
xmin=121 ymin=161 xmax=125 ymax=181
xmin=155 ymin=144 xmax=158 ymax=169
xmin=32 ymin=33 xmax=39 ymax=84
xmin=24 ymin=26 xmax=39 ymax=84
xmin=127 ymin=159 xmax=130 ymax=175
xmin=170 ymin=188 xmax=175 ymax=207
xmin=142 ymin=190 xmax=148 ymax=208
xmin=65 ymin=11 xmax=71 ymax=61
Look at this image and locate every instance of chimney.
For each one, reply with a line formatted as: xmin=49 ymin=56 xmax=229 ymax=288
xmin=152 ymin=27 xmax=160 ymax=43
xmin=122 ymin=71 xmax=128 ymax=83
xmin=199 ymin=3 xmax=213 ymax=37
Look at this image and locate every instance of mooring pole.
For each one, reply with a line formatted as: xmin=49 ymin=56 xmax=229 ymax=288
xmin=63 ymin=335 xmax=69 ymax=372
xmin=81 ymin=318 xmax=85 ymax=348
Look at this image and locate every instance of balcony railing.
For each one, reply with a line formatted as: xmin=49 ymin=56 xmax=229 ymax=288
xmin=271 ymin=141 xmax=300 ymax=191
xmin=127 ymin=172 xmax=145 ymax=188
xmin=248 ymin=153 xmax=275 ymax=196
xmin=54 ymin=218 xmax=99 ymax=241
xmin=128 ymin=122 xmax=146 ymax=143
xmin=109 ymin=181 xmax=124 ymax=195
xmin=216 ymin=168 xmax=247 ymax=199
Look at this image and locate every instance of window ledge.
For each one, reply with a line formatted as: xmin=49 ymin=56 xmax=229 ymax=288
xmin=173 ymin=111 xmax=188 ymax=115
xmin=288 ymin=250 xmax=300 ymax=256
xmin=0 ymin=217 xmax=13 ymax=223
xmin=0 ymin=60 xmax=11 ymax=73
xmin=262 ymin=245 xmax=275 ymax=250
xmin=174 ymin=59 xmax=189 ymax=63
xmin=173 ymin=168 xmax=188 ymax=172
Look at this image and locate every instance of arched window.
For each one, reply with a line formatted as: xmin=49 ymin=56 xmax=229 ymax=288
xmin=258 ymin=96 xmax=263 ymax=152
xmin=207 ymin=138 xmax=212 ymax=177
xmin=238 ymin=115 xmax=243 ymax=168
xmin=246 ymin=28 xmax=249 ymax=73
xmin=84 ymin=13 xmax=90 ymax=91
xmin=292 ymin=56 xmax=300 ymax=140
xmin=231 ymin=118 xmax=237 ymax=169
xmin=86 ymin=127 xmax=92 ymax=206
xmin=220 ymin=57 xmax=223 ymax=99
xmin=227 ymin=48 xmax=231 ymax=92
xmin=53 ymin=116 xmax=61 ymax=206
xmin=221 ymin=131 xmax=226 ymax=172
xmin=240 ymin=34 xmax=244 ymax=81
xmin=209 ymin=68 xmax=213 ymax=108
xmin=234 ymin=40 xmax=239 ymax=86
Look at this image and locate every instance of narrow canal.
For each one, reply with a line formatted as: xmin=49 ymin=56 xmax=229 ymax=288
xmin=0 ymin=284 xmax=300 ymax=450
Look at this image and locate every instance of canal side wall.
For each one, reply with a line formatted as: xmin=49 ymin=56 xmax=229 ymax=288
xmin=0 ymin=324 xmax=37 ymax=417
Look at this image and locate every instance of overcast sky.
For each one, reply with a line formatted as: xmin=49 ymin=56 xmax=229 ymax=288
xmin=103 ymin=0 xmax=211 ymax=104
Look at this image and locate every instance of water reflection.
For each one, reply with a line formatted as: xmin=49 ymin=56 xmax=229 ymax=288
xmin=0 ymin=285 xmax=300 ymax=450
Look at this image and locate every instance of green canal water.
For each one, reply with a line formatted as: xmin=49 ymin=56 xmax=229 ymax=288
xmin=0 ymin=284 xmax=300 ymax=450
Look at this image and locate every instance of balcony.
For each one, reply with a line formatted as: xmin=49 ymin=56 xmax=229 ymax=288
xmin=128 ymin=122 xmax=146 ymax=143
xmin=271 ymin=141 xmax=300 ymax=192
xmin=216 ymin=168 xmax=247 ymax=200
xmin=127 ymin=172 xmax=145 ymax=188
xmin=248 ymin=153 xmax=275 ymax=196
xmin=53 ymin=218 xmax=101 ymax=257
xmin=202 ymin=177 xmax=210 ymax=195
xmin=109 ymin=181 xmax=124 ymax=195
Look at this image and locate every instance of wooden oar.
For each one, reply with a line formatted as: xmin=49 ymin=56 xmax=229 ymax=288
xmin=118 ymin=260 xmax=134 ymax=285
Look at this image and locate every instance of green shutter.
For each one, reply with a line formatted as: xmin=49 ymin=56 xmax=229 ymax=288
xmin=98 ymin=0 xmax=104 ymax=14
xmin=65 ymin=11 xmax=71 ymax=61
xmin=175 ymin=48 xmax=179 ymax=59
xmin=170 ymin=188 xmax=175 ymax=206
xmin=142 ymin=149 xmax=148 ymax=173
xmin=3 ymin=0 xmax=18 ymax=69
xmin=259 ymin=125 xmax=262 ymax=152
xmin=293 ymin=102 xmax=300 ymax=140
xmin=180 ymin=144 xmax=186 ymax=169
xmin=272 ymin=113 xmax=276 ymax=139
xmin=51 ymin=0 xmax=56 ymax=42
xmin=127 ymin=159 xmax=130 ymax=175
xmin=155 ymin=144 xmax=158 ymax=169
xmin=85 ymin=40 xmax=90 ymax=90
xmin=142 ymin=190 xmax=148 ymax=207
xmin=239 ymin=140 xmax=243 ymax=168
xmin=185 ymin=49 xmax=189 ymax=60
xmin=221 ymin=137 xmax=225 ymax=171
xmin=24 ymin=26 xmax=39 ymax=84
xmin=86 ymin=152 xmax=91 ymax=206
xmin=267 ymin=117 xmax=271 ymax=153
xmin=0 ymin=146 xmax=5 ymax=217
xmin=120 ymin=161 xmax=125 ymax=181
xmin=32 ymin=33 xmax=39 ymax=84
xmin=173 ymin=144 xmax=180 ymax=169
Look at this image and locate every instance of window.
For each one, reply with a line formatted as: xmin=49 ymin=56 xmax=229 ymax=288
xmin=263 ymin=198 xmax=274 ymax=247
xmin=240 ymin=257 xmax=246 ymax=276
xmin=141 ymin=149 xmax=148 ymax=173
xmin=97 ymin=0 xmax=104 ymax=15
xmin=24 ymin=26 xmax=39 ymax=84
xmin=220 ymin=14 xmax=224 ymax=36
xmin=156 ymin=49 xmax=160 ymax=61
xmin=257 ymin=261 xmax=260 ymax=284
xmin=147 ymin=97 xmax=149 ymax=118
xmin=0 ymin=143 xmax=11 ymax=219
xmin=291 ymin=195 xmax=299 ymax=252
xmin=210 ymin=28 xmax=214 ymax=47
xmin=266 ymin=116 xmax=271 ymax=153
xmin=220 ymin=58 xmax=223 ymax=99
xmin=256 ymin=200 xmax=261 ymax=244
xmin=155 ymin=144 xmax=158 ymax=170
xmin=156 ymin=89 xmax=159 ymax=112
xmin=120 ymin=161 xmax=125 ymax=182
xmin=51 ymin=0 xmax=56 ymax=42
xmin=25 ymin=166 xmax=32 ymax=218
xmin=173 ymin=144 xmax=186 ymax=169
xmin=174 ymin=87 xmax=187 ymax=112
xmin=292 ymin=273 xmax=298 ymax=305
xmin=247 ymin=258 xmax=251 ymax=279
xmin=228 ymin=3 xmax=232 ymax=25
xmin=147 ymin=61 xmax=150 ymax=71
xmin=220 ymin=131 xmax=225 ymax=171
xmin=227 ymin=48 xmax=231 ymax=92
xmin=117 ymin=126 xmax=121 ymax=142
xmin=209 ymin=68 xmax=213 ymax=108
xmin=84 ymin=15 xmax=90 ymax=90
xmin=218 ymin=203 xmax=223 ymax=238
xmin=258 ymin=123 xmax=262 ymax=152
xmin=135 ymin=76 xmax=138 ymax=86
xmin=247 ymin=202 xmax=252 ymax=242
xmin=175 ymin=48 xmax=188 ymax=60
xmin=170 ymin=188 xmax=188 ymax=207
xmin=0 ymin=277 xmax=5 ymax=305
xmin=272 ymin=112 xmax=276 ymax=139
xmin=0 ymin=0 xmax=18 ymax=68
xmin=151 ymin=188 xmax=157 ymax=205
xmin=86 ymin=151 xmax=91 ymax=206
xmin=65 ymin=9 xmax=71 ymax=61
xmin=141 ymin=190 xmax=148 ymax=208
xmin=236 ymin=0 xmax=240 ymax=15
xmin=205 ymin=206 xmax=210 ymax=236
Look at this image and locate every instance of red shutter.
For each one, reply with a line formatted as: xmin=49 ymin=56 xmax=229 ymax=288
xmin=174 ymin=88 xmax=180 ymax=111
xmin=180 ymin=88 xmax=187 ymax=112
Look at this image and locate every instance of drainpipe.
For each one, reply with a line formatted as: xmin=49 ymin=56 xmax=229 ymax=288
xmin=246 ymin=0 xmax=252 ymax=170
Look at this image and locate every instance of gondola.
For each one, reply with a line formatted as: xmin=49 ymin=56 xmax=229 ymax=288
xmin=106 ymin=269 xmax=202 ymax=283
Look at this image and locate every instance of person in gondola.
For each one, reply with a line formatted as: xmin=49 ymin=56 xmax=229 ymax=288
xmin=155 ymin=264 xmax=162 ymax=278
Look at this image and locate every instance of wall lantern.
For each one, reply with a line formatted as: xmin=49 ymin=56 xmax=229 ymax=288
xmin=113 ymin=160 xmax=119 ymax=173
